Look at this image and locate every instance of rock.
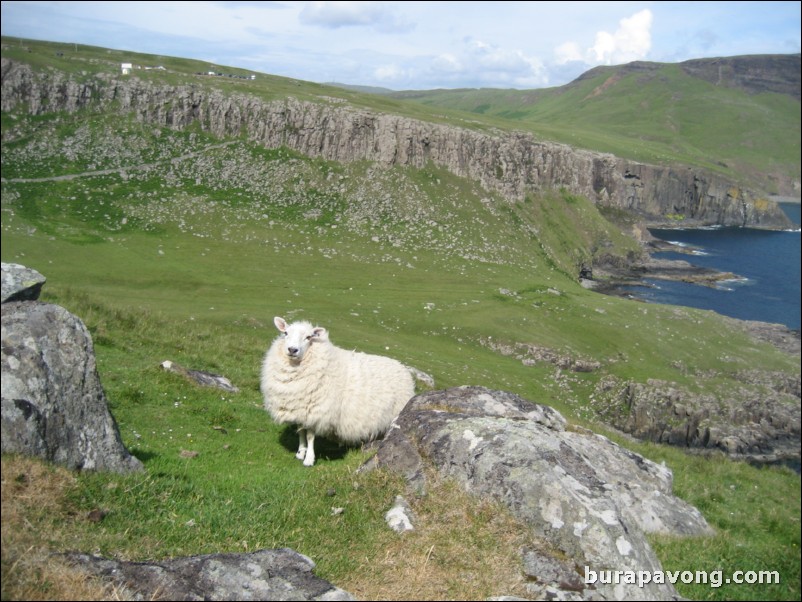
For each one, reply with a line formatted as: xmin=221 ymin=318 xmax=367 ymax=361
xmin=385 ymin=495 xmax=415 ymax=533
xmin=679 ymin=54 xmax=801 ymax=100
xmin=160 ymin=360 xmax=240 ymax=393
xmin=1 ymin=301 xmax=143 ymax=473
xmin=521 ymin=547 xmax=585 ymax=600
xmin=1 ymin=262 xmax=46 ymax=303
xmin=406 ymin=365 xmax=435 ymax=388
xmin=723 ymin=316 xmax=801 ymax=356
xmin=480 ymin=337 xmax=601 ymax=373
xmin=62 ymin=548 xmax=354 ymax=601
xmin=362 ymin=386 xmax=712 ymax=601
xmin=592 ymin=374 xmax=801 ymax=469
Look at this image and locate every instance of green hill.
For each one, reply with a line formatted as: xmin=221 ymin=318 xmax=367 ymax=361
xmin=1 ymin=38 xmax=799 ymax=601
xmin=389 ymin=55 xmax=801 ymax=195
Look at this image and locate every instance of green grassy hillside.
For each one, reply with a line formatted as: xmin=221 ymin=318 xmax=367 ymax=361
xmin=390 ymin=60 xmax=801 ymax=194
xmin=1 ymin=39 xmax=800 ymax=601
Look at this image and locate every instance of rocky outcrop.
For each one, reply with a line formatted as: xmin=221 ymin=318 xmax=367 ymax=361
xmin=0 ymin=58 xmax=793 ymax=230
xmin=680 ymin=54 xmax=802 ymax=100
xmin=63 ymin=548 xmax=354 ymax=601
xmin=362 ymin=386 xmax=713 ymax=601
xmin=1 ymin=264 xmax=143 ymax=473
xmin=592 ymin=372 xmax=801 ymax=470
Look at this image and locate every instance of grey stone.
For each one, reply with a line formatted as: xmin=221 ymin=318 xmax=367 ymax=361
xmin=1 ymin=301 xmax=143 ymax=473
xmin=63 ymin=548 xmax=354 ymax=601
xmin=385 ymin=495 xmax=415 ymax=533
xmin=592 ymin=372 xmax=801 ymax=469
xmin=1 ymin=262 xmax=46 ymax=303
xmin=160 ymin=360 xmax=240 ymax=393
xmin=364 ymin=386 xmax=712 ymax=601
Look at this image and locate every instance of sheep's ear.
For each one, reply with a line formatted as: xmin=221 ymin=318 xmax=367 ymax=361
xmin=311 ymin=327 xmax=327 ymax=341
xmin=274 ymin=317 xmax=288 ymax=333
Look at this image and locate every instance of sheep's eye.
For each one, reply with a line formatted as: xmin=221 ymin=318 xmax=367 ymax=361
xmin=305 ymin=335 xmax=313 ymax=341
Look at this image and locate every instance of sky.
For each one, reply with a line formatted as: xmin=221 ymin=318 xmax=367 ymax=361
xmin=1 ymin=1 xmax=800 ymax=90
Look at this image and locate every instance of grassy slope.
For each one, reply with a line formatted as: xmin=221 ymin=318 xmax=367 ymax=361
xmin=1 ymin=39 xmax=800 ymax=600
xmin=390 ymin=63 xmax=801 ymax=193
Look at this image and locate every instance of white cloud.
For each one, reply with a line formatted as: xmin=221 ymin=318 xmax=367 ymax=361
xmin=431 ymin=53 xmax=462 ymax=73
xmin=374 ymin=63 xmax=407 ymax=82
xmin=554 ymin=41 xmax=583 ymax=65
xmin=368 ymin=35 xmax=549 ymax=89
xmin=556 ymin=9 xmax=653 ymax=67
xmin=3 ymin=2 xmax=798 ymax=90
xmin=422 ymin=39 xmax=547 ymax=88
xmin=300 ymin=1 xmax=413 ymax=32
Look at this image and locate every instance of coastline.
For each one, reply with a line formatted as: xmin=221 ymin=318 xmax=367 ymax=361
xmin=591 ymin=197 xmax=801 ymax=301
xmin=588 ymin=253 xmax=801 ymax=355
xmin=586 ymin=215 xmax=801 ymax=350
xmin=589 ymin=237 xmax=743 ymax=296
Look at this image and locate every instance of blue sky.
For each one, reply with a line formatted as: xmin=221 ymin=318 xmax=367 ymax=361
xmin=2 ymin=1 xmax=799 ymax=89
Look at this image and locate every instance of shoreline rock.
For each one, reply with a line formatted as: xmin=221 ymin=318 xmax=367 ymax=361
xmin=593 ymin=237 xmax=746 ymax=293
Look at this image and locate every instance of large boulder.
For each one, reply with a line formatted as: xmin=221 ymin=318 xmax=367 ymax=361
xmin=1 ymin=301 xmax=143 ymax=473
xmin=63 ymin=548 xmax=354 ymax=601
xmin=363 ymin=386 xmax=713 ymax=601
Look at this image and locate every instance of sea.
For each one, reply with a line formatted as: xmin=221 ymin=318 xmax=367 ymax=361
xmin=621 ymin=201 xmax=801 ymax=331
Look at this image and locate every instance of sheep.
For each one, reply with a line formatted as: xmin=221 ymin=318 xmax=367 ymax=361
xmin=261 ymin=316 xmax=415 ymax=466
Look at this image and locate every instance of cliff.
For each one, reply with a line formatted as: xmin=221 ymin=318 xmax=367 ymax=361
xmin=680 ymin=54 xmax=802 ymax=100
xmin=1 ymin=57 xmax=793 ymax=229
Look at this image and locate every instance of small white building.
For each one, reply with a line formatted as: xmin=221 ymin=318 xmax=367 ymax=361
xmin=121 ymin=63 xmax=133 ymax=75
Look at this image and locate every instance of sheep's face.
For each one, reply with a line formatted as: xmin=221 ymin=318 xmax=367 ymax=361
xmin=274 ymin=317 xmax=327 ymax=363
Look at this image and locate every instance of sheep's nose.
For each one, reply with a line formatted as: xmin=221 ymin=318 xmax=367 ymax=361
xmin=288 ymin=347 xmax=299 ymax=356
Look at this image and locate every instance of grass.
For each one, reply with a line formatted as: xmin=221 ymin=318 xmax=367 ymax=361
xmin=389 ymin=62 xmax=801 ymax=194
xmin=1 ymin=39 xmax=800 ymax=601
xmin=0 ymin=457 xmax=136 ymax=601
xmin=2 ymin=180 xmax=799 ymax=600
xmin=638 ymin=443 xmax=801 ymax=601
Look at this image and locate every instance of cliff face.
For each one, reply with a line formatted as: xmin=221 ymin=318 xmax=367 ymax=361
xmin=1 ymin=58 xmax=793 ymax=229
xmin=680 ymin=54 xmax=802 ymax=100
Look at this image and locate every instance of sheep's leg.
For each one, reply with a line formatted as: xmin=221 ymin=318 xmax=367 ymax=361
xmin=295 ymin=428 xmax=307 ymax=460
xmin=302 ymin=430 xmax=316 ymax=467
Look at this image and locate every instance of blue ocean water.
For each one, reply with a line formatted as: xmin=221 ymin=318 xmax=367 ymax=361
xmin=623 ymin=203 xmax=801 ymax=331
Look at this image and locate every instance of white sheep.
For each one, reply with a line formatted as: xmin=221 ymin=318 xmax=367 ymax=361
xmin=261 ymin=316 xmax=415 ymax=466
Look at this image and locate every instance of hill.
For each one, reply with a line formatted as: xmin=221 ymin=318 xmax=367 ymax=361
xmin=388 ymin=54 xmax=801 ymax=197
xmin=1 ymin=38 xmax=800 ymax=601
xmin=1 ymin=40 xmax=792 ymax=230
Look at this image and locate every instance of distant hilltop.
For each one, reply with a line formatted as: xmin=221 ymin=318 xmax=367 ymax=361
xmin=575 ymin=54 xmax=801 ymax=101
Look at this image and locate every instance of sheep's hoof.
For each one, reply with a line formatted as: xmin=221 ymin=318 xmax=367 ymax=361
xmin=295 ymin=448 xmax=307 ymax=460
xmin=303 ymin=458 xmax=315 ymax=467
